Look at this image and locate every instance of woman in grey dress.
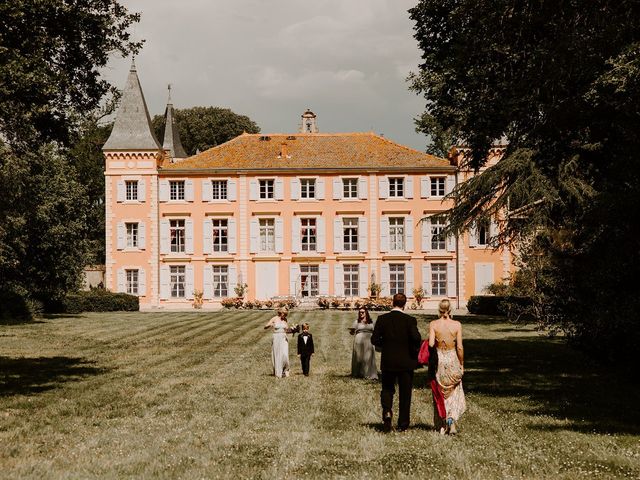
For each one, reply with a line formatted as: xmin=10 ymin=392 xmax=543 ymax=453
xmin=349 ymin=308 xmax=378 ymax=379
xmin=264 ymin=307 xmax=290 ymax=378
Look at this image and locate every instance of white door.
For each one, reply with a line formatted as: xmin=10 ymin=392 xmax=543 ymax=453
xmin=256 ymin=262 xmax=278 ymax=299
xmin=474 ymin=263 xmax=495 ymax=294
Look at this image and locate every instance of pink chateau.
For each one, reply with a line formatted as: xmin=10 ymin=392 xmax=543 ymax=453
xmin=104 ymin=63 xmax=512 ymax=310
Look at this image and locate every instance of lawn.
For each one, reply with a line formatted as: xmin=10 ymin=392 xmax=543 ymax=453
xmin=1 ymin=311 xmax=638 ymax=479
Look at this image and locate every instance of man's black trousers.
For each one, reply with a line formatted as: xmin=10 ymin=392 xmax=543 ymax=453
xmin=300 ymin=355 xmax=311 ymax=375
xmin=380 ymin=370 xmax=414 ymax=429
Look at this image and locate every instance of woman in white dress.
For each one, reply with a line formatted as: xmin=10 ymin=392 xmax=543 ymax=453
xmin=349 ymin=307 xmax=378 ymax=379
xmin=264 ymin=307 xmax=291 ymax=378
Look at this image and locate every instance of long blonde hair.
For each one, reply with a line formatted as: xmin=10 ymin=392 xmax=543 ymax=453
xmin=277 ymin=306 xmax=289 ymax=319
xmin=438 ymin=299 xmax=452 ymax=319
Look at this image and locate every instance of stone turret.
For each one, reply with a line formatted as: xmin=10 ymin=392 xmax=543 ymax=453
xmin=299 ymin=109 xmax=319 ymax=134
xmin=162 ymin=85 xmax=188 ymax=161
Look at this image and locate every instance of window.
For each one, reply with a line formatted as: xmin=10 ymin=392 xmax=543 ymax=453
xmin=259 ymin=218 xmax=275 ymax=252
xmin=477 ymin=221 xmax=490 ymax=246
xmin=259 ymin=179 xmax=275 ymax=199
xmin=212 ymin=219 xmax=228 ymax=252
xmin=343 ymin=178 xmax=358 ymax=199
xmin=431 ymin=219 xmax=446 ymax=250
xmin=388 ymin=177 xmax=404 ymax=198
xmin=301 ymin=218 xmax=317 ymax=252
xmin=125 ymin=180 xmax=138 ymax=201
xmin=389 ymin=217 xmax=405 ymax=251
xmin=169 ymin=180 xmax=185 ymax=201
xmin=389 ymin=264 xmax=405 ymax=296
xmin=211 ymin=180 xmax=228 ymax=200
xmin=126 ymin=222 xmax=138 ymax=248
xmin=343 ymin=218 xmax=359 ymax=251
xmin=343 ymin=264 xmax=359 ymax=297
xmin=300 ymin=265 xmax=319 ymax=297
xmin=430 ymin=177 xmax=446 ymax=197
xmin=300 ymin=179 xmax=316 ymax=199
xmin=170 ymin=265 xmax=185 ymax=298
xmin=170 ymin=219 xmax=185 ymax=253
xmin=212 ymin=265 xmax=229 ymax=297
xmin=126 ymin=269 xmax=138 ymax=295
xmin=431 ymin=263 xmax=447 ymax=296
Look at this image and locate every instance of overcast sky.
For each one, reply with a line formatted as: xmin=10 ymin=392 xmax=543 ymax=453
xmin=102 ymin=0 xmax=430 ymax=151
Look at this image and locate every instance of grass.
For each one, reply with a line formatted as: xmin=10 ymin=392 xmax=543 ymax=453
xmin=0 ymin=311 xmax=639 ymax=479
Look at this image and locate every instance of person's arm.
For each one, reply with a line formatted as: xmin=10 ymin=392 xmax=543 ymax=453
xmin=410 ymin=317 xmax=422 ymax=349
xmin=349 ymin=320 xmax=356 ymax=335
xmin=309 ymin=335 xmax=314 ymax=355
xmin=264 ymin=316 xmax=276 ymax=329
xmin=371 ymin=317 xmax=383 ymax=347
xmin=456 ymin=323 xmax=464 ymax=369
xmin=297 ymin=335 xmax=303 ymax=355
xmin=428 ymin=321 xmax=436 ymax=347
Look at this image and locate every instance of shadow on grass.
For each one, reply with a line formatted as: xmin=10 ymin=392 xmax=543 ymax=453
xmin=0 ymin=356 xmax=107 ymax=397
xmin=362 ymin=421 xmax=436 ymax=432
xmin=461 ymin=336 xmax=640 ymax=435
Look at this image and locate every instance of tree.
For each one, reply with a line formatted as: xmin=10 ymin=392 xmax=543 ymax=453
xmin=409 ymin=1 xmax=640 ymax=366
xmin=152 ymin=107 xmax=260 ymax=155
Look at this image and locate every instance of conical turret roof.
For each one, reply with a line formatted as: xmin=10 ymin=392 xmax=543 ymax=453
xmin=103 ymin=60 xmax=161 ymax=151
xmin=162 ymin=86 xmax=188 ymax=159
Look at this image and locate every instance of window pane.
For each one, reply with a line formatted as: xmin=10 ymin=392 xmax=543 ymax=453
xmin=431 ymin=263 xmax=447 ymax=296
xmin=170 ymin=219 xmax=185 ymax=253
xmin=170 ymin=181 xmax=185 ymax=200
xmin=212 ymin=180 xmax=228 ymax=200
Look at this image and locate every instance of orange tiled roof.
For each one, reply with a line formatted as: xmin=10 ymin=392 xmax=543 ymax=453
xmin=161 ymin=132 xmax=450 ymax=171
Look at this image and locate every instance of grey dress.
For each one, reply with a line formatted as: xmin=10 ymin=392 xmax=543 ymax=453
xmin=271 ymin=319 xmax=290 ymax=378
xmin=351 ymin=320 xmax=378 ymax=379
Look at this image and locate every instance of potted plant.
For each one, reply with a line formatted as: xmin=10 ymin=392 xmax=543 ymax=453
xmin=412 ymin=286 xmax=425 ymax=309
xmin=369 ymin=282 xmax=381 ymax=299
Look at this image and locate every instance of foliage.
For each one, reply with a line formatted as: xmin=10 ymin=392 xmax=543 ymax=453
xmin=61 ymin=289 xmax=139 ymax=314
xmin=0 ymin=288 xmax=43 ymax=323
xmin=409 ymin=1 xmax=640 ymax=366
xmin=0 ymin=0 xmax=141 ymax=149
xmin=234 ymin=282 xmax=248 ymax=299
xmin=368 ymin=282 xmax=381 ymax=298
xmin=221 ymin=297 xmax=244 ymax=309
xmin=317 ymin=297 xmax=330 ymax=309
xmin=192 ymin=289 xmax=203 ymax=309
xmin=152 ymin=107 xmax=260 ymax=155
xmin=412 ymin=287 xmax=425 ymax=307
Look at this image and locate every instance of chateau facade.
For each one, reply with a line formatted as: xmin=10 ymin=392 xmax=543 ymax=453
xmin=104 ymin=63 xmax=511 ymax=310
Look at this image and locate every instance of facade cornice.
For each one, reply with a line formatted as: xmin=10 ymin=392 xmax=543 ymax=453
xmin=157 ymin=166 xmax=457 ymax=176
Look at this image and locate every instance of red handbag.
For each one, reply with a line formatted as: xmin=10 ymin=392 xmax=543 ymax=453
xmin=417 ymin=339 xmax=430 ymax=365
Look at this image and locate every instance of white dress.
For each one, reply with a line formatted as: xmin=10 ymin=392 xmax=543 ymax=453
xmin=271 ymin=319 xmax=290 ymax=378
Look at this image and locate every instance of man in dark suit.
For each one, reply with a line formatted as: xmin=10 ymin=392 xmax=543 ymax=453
xmin=297 ymin=323 xmax=314 ymax=376
xmin=371 ymin=293 xmax=422 ymax=432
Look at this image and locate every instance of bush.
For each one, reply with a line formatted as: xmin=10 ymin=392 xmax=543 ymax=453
xmin=317 ymin=298 xmax=330 ymax=309
xmin=221 ymin=297 xmax=244 ymax=309
xmin=467 ymin=295 xmax=532 ymax=316
xmin=0 ymin=289 xmax=40 ymax=323
xmin=62 ymin=290 xmax=139 ymax=313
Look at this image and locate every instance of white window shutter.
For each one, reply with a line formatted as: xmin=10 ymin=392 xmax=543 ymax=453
xmin=202 ymin=179 xmax=212 ymax=202
xmin=159 ymin=180 xmax=169 ymax=202
xmin=203 ymin=264 xmax=213 ymax=299
xmin=290 ymin=264 xmax=300 ymax=296
xmin=117 ymin=180 xmax=125 ymax=202
xmin=275 ymin=178 xmax=284 ymax=200
xmin=160 ymin=265 xmax=170 ymax=299
xmin=381 ymin=263 xmax=390 ymax=296
xmin=405 ymin=216 xmax=414 ymax=252
xmin=420 ymin=176 xmax=429 ymax=198
xmin=316 ymin=178 xmax=325 ymax=200
xmin=378 ymin=177 xmax=388 ymax=199
xmin=469 ymin=224 xmax=478 ymax=248
xmin=228 ymin=218 xmax=237 ymax=254
xmin=138 ymin=179 xmax=145 ymax=202
xmin=317 ymin=217 xmax=326 ymax=253
xmin=405 ymin=176 xmax=414 ymax=199
xmin=117 ymin=222 xmax=125 ymax=250
xmin=228 ymin=179 xmax=237 ymax=201
xmin=359 ymin=264 xmax=369 ymax=297
xmin=447 ymin=231 xmax=456 ymax=252
xmin=160 ymin=220 xmax=170 ymax=254
xmin=185 ymin=264 xmax=195 ymax=299
xmin=249 ymin=219 xmax=259 ymax=253
xmin=138 ymin=268 xmax=146 ymax=297
xmin=203 ymin=219 xmax=212 ymax=255
xmin=358 ymin=217 xmax=368 ymax=253
xmin=117 ymin=268 xmax=125 ymax=293
xmin=185 ymin=219 xmax=194 ymax=254
xmin=334 ymin=263 xmax=344 ymax=297
xmin=358 ymin=177 xmax=368 ymax=200
xmin=446 ymin=175 xmax=456 ymax=195
xmin=138 ymin=221 xmax=146 ymax=250
xmin=422 ymin=218 xmax=431 ymax=252
xmin=275 ymin=218 xmax=284 ymax=253
xmin=333 ymin=218 xmax=343 ymax=253
xmin=447 ymin=262 xmax=456 ymax=297
xmin=333 ymin=178 xmax=342 ymax=200
xmin=249 ymin=179 xmax=258 ymax=200
xmin=406 ymin=263 xmax=414 ymax=296
xmin=291 ymin=178 xmax=300 ymax=200
xmin=291 ymin=217 xmax=301 ymax=253
xmin=319 ymin=264 xmax=329 ymax=295
xmin=422 ymin=264 xmax=432 ymax=296
xmin=228 ymin=265 xmax=238 ymax=294
xmin=185 ymin=180 xmax=194 ymax=202
xmin=379 ymin=217 xmax=389 ymax=252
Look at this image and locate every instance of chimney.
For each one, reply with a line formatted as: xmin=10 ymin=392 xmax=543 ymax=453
xmin=280 ymin=142 xmax=288 ymax=159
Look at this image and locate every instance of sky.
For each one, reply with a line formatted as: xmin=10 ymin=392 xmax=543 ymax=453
xmin=102 ymin=0 xmax=430 ymax=151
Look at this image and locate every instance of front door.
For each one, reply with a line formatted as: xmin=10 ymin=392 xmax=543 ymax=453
xmin=300 ymin=265 xmax=319 ymax=297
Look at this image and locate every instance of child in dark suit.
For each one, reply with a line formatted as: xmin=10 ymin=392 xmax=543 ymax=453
xmin=297 ymin=323 xmax=314 ymax=376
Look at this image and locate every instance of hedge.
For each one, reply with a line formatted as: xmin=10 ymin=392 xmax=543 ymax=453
xmin=467 ymin=295 xmax=532 ymax=316
xmin=62 ymin=290 xmax=139 ymax=314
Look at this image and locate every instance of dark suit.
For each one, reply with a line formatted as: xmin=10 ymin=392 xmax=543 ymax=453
xmin=297 ymin=331 xmax=314 ymax=376
xmin=371 ymin=309 xmax=422 ymax=430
